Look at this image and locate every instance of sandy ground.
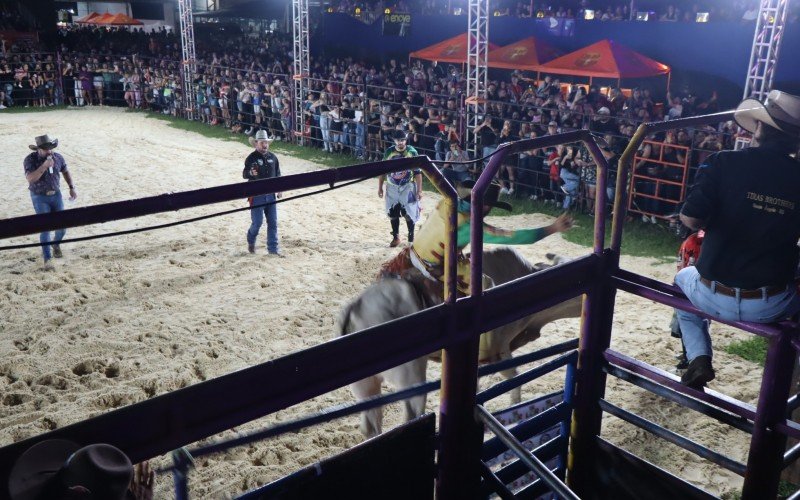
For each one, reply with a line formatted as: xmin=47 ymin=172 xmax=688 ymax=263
xmin=0 ymin=108 xmax=763 ymax=498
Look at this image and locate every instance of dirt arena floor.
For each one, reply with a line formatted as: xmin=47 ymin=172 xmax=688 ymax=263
xmin=0 ymin=108 xmax=763 ymax=498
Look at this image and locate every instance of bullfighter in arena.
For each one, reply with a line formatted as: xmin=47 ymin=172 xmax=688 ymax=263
xmin=378 ymin=129 xmax=423 ymax=247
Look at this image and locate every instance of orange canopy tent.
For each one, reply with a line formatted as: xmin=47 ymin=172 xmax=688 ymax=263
xmin=74 ymin=12 xmax=101 ymax=24
xmin=410 ymin=33 xmax=500 ymax=64
xmin=81 ymin=13 xmax=116 ymax=24
xmin=537 ymin=39 xmax=670 ymax=87
xmin=97 ymin=13 xmax=144 ymax=26
xmin=487 ymin=37 xmax=562 ymax=71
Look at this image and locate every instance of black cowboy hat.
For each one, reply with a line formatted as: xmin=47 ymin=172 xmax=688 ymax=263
xmin=9 ymin=440 xmax=133 ymax=500
xmin=457 ymin=180 xmax=512 ymax=212
xmin=28 ymin=135 xmax=58 ymax=151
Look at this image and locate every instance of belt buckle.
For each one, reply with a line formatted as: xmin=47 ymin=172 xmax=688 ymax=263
xmin=45 ymin=190 xmax=56 ymax=196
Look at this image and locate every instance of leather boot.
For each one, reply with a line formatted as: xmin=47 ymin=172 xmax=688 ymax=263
xmin=389 ymin=235 xmax=401 ymax=247
xmin=681 ymin=355 xmax=715 ymax=389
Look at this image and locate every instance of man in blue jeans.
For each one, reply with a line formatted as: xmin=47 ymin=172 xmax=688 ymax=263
xmin=676 ymin=90 xmax=800 ymax=389
xmin=243 ymin=130 xmax=283 ymax=257
xmin=24 ymin=134 xmax=78 ymax=269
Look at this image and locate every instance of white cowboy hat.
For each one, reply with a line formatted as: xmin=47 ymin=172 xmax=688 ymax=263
xmin=248 ymin=130 xmax=272 ymax=147
xmin=734 ymin=90 xmax=800 ymax=135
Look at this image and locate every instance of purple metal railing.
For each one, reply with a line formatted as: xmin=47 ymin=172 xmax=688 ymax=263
xmin=609 ymin=109 xmax=800 ymax=500
xmin=3 ymin=112 xmax=798 ymax=498
xmin=455 ymin=129 xmax=611 ymax=499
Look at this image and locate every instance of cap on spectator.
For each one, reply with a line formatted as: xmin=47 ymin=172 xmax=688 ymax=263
xmin=597 ymin=107 xmax=611 ymax=115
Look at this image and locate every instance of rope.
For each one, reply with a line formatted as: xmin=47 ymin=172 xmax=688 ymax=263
xmin=0 ymin=142 xmax=545 ymax=252
xmin=0 ymin=175 xmax=371 ymax=251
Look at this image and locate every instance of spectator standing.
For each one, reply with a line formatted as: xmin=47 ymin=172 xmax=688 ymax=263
xmin=442 ymin=140 xmax=471 ymax=185
xmin=675 ymin=90 xmax=800 ymax=388
xmin=243 ymin=130 xmax=283 ymax=256
xmin=23 ymin=134 xmax=77 ymax=269
xmin=475 ymin=115 xmax=498 ymax=168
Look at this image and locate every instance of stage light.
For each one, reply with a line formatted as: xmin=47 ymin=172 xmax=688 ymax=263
xmin=635 ymin=11 xmax=649 ymax=21
xmin=384 ymin=8 xmax=391 ymax=14
xmin=584 ymin=9 xmax=595 ymax=20
xmin=536 ymin=11 xmax=545 ymax=18
xmin=355 ymin=7 xmax=361 ymax=14
xmin=326 ymin=7 xmax=333 ymax=13
xmin=695 ymin=12 xmax=709 ymax=22
xmin=453 ymin=7 xmax=462 ymax=15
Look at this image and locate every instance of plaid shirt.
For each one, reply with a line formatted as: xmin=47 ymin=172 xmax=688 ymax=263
xmin=24 ymin=151 xmax=68 ymax=195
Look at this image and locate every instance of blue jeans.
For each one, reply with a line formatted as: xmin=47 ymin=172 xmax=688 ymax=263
xmin=247 ymin=194 xmax=279 ymax=253
xmin=355 ymin=123 xmax=365 ymax=156
xmin=675 ymin=266 xmax=800 ymax=361
xmin=443 ymin=168 xmax=471 ymax=186
xmin=482 ymin=145 xmax=497 ymax=169
xmin=31 ymin=192 xmax=66 ymax=260
xmin=561 ymin=180 xmax=579 ymax=210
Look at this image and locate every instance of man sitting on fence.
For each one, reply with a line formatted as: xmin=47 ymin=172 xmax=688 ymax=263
xmin=675 ymin=90 xmax=800 ymax=389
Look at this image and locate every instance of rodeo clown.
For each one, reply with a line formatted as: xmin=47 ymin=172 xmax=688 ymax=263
xmin=380 ymin=180 xmax=572 ymax=360
xmin=378 ymin=129 xmax=423 ymax=247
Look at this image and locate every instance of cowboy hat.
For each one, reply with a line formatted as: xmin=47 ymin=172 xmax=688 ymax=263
xmin=456 ymin=180 xmax=512 ymax=212
xmin=9 ymin=440 xmax=133 ymax=500
xmin=28 ymin=135 xmax=58 ymax=151
xmin=734 ymin=90 xmax=800 ymax=135
xmin=248 ymin=130 xmax=272 ymax=147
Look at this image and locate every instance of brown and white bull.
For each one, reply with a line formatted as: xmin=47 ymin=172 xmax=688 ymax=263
xmin=337 ymin=247 xmax=582 ymax=438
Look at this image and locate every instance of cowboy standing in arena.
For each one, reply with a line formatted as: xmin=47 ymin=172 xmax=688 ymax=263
xmin=379 ymin=129 xmax=423 ymax=247
xmin=243 ymin=130 xmax=283 ymax=257
xmin=676 ymin=90 xmax=800 ymax=389
xmin=24 ymin=134 xmax=77 ymax=269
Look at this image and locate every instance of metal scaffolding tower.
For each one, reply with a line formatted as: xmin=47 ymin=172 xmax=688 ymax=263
xmin=736 ymin=0 xmax=790 ymax=149
xmin=292 ymin=0 xmax=310 ymax=144
xmin=743 ymin=0 xmax=789 ymax=100
xmin=177 ymin=0 xmax=198 ymax=120
xmin=465 ymin=0 xmax=489 ymax=159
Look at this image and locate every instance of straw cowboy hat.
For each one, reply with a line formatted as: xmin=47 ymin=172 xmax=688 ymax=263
xmin=456 ymin=180 xmax=512 ymax=212
xmin=248 ymin=130 xmax=273 ymax=147
xmin=734 ymin=90 xmax=800 ymax=135
xmin=28 ymin=134 xmax=59 ymax=151
xmin=9 ymin=440 xmax=133 ymax=500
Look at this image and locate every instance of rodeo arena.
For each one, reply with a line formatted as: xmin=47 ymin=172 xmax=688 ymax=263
xmin=5 ymin=0 xmax=800 ymax=498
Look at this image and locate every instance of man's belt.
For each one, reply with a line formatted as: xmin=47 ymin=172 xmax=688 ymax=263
xmin=34 ymin=190 xmax=58 ymax=196
xmin=699 ymin=276 xmax=787 ymax=299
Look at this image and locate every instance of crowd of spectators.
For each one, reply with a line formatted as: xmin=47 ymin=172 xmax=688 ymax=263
xmin=0 ymin=0 xmax=36 ymax=32
xmin=0 ymin=20 xmax=737 ymax=220
xmin=331 ymin=0 xmax=798 ymax=23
